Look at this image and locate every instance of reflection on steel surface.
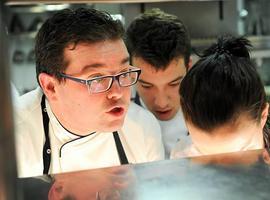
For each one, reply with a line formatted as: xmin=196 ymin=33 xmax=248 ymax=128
xmin=19 ymin=149 xmax=270 ymax=200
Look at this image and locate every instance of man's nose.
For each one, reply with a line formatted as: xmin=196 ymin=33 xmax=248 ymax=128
xmin=107 ymin=79 xmax=123 ymax=100
xmin=154 ymin=91 xmax=169 ymax=109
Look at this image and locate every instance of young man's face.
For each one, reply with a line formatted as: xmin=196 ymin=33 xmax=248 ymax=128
xmin=52 ymin=39 xmax=131 ymax=134
xmin=133 ymin=57 xmax=186 ymax=121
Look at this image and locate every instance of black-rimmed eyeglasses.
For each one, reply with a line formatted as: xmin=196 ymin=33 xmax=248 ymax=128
xmin=59 ymin=67 xmax=141 ymax=94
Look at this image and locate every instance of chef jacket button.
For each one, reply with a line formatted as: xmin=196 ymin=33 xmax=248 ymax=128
xmin=46 ymin=149 xmax=51 ymax=154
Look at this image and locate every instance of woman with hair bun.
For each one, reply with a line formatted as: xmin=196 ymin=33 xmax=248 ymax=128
xmin=171 ymin=35 xmax=270 ymax=158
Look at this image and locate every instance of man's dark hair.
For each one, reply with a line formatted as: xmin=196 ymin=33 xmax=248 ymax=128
xmin=35 ymin=8 xmax=124 ymax=84
xmin=125 ymin=8 xmax=191 ymax=70
xmin=180 ymin=35 xmax=270 ymax=148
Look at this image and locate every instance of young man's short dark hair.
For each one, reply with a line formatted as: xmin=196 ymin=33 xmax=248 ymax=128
xmin=125 ymin=8 xmax=191 ymax=70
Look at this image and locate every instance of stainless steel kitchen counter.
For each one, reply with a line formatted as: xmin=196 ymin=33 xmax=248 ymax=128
xmin=19 ymin=149 xmax=270 ymax=200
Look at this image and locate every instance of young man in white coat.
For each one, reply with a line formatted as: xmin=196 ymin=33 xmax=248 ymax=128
xmin=126 ymin=9 xmax=192 ymax=158
xmin=15 ymin=8 xmax=164 ymax=178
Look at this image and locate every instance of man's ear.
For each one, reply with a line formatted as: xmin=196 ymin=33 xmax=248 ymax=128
xmin=261 ymin=103 xmax=269 ymax=128
xmin=38 ymin=73 xmax=58 ymax=101
xmin=187 ymin=57 xmax=192 ymax=71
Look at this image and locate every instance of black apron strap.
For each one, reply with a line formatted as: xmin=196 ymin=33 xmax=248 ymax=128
xmin=41 ymin=95 xmax=51 ymax=175
xmin=113 ymin=131 xmax=129 ymax=165
xmin=134 ymin=92 xmax=142 ymax=106
xmin=41 ymin=95 xmax=128 ymax=173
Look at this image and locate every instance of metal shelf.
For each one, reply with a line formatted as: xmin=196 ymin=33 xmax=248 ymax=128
xmin=8 ymin=31 xmax=37 ymax=39
xmin=5 ymin=0 xmax=223 ymax=6
xmin=191 ymin=35 xmax=270 ymax=54
xmin=7 ymin=4 xmax=71 ymax=13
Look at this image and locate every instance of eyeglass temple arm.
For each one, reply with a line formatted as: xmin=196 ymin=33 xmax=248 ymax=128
xmin=60 ymin=73 xmax=88 ymax=85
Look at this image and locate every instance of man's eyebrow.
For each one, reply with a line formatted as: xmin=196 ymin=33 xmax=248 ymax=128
xmin=170 ymin=76 xmax=184 ymax=83
xmin=138 ymin=76 xmax=184 ymax=85
xmin=80 ymin=63 xmax=103 ymax=72
xmin=80 ymin=56 xmax=130 ymax=72
xmin=121 ymin=57 xmax=130 ymax=65
xmin=138 ymin=79 xmax=153 ymax=85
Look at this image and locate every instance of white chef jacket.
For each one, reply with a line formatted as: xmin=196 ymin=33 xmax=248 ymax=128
xmin=170 ymin=142 xmax=201 ymax=159
xmin=11 ymin=82 xmax=20 ymax=104
xmin=14 ymin=87 xmax=164 ymax=178
xmin=134 ymin=96 xmax=192 ymax=158
xmin=158 ymin=111 xmax=192 ymax=158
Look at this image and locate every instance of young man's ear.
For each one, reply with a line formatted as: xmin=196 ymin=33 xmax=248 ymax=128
xmin=38 ymin=73 xmax=58 ymax=101
xmin=261 ymin=103 xmax=269 ymax=128
xmin=187 ymin=57 xmax=192 ymax=71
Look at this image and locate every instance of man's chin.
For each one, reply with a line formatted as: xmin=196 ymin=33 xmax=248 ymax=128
xmin=157 ymin=116 xmax=174 ymax=121
xmin=100 ymin=120 xmax=124 ymax=132
xmin=155 ymin=110 xmax=176 ymax=121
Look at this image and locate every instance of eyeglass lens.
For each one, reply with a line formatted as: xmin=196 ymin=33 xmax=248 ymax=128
xmin=88 ymin=71 xmax=138 ymax=93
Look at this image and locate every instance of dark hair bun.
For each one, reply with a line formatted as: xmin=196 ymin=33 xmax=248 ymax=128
xmin=203 ymin=35 xmax=252 ymax=59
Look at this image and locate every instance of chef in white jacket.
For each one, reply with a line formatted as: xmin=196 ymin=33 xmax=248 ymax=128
xmin=14 ymin=8 xmax=164 ymax=178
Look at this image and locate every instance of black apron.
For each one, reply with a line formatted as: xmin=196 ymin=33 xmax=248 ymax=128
xmin=41 ymin=95 xmax=128 ymax=175
xmin=134 ymin=92 xmax=142 ymax=106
